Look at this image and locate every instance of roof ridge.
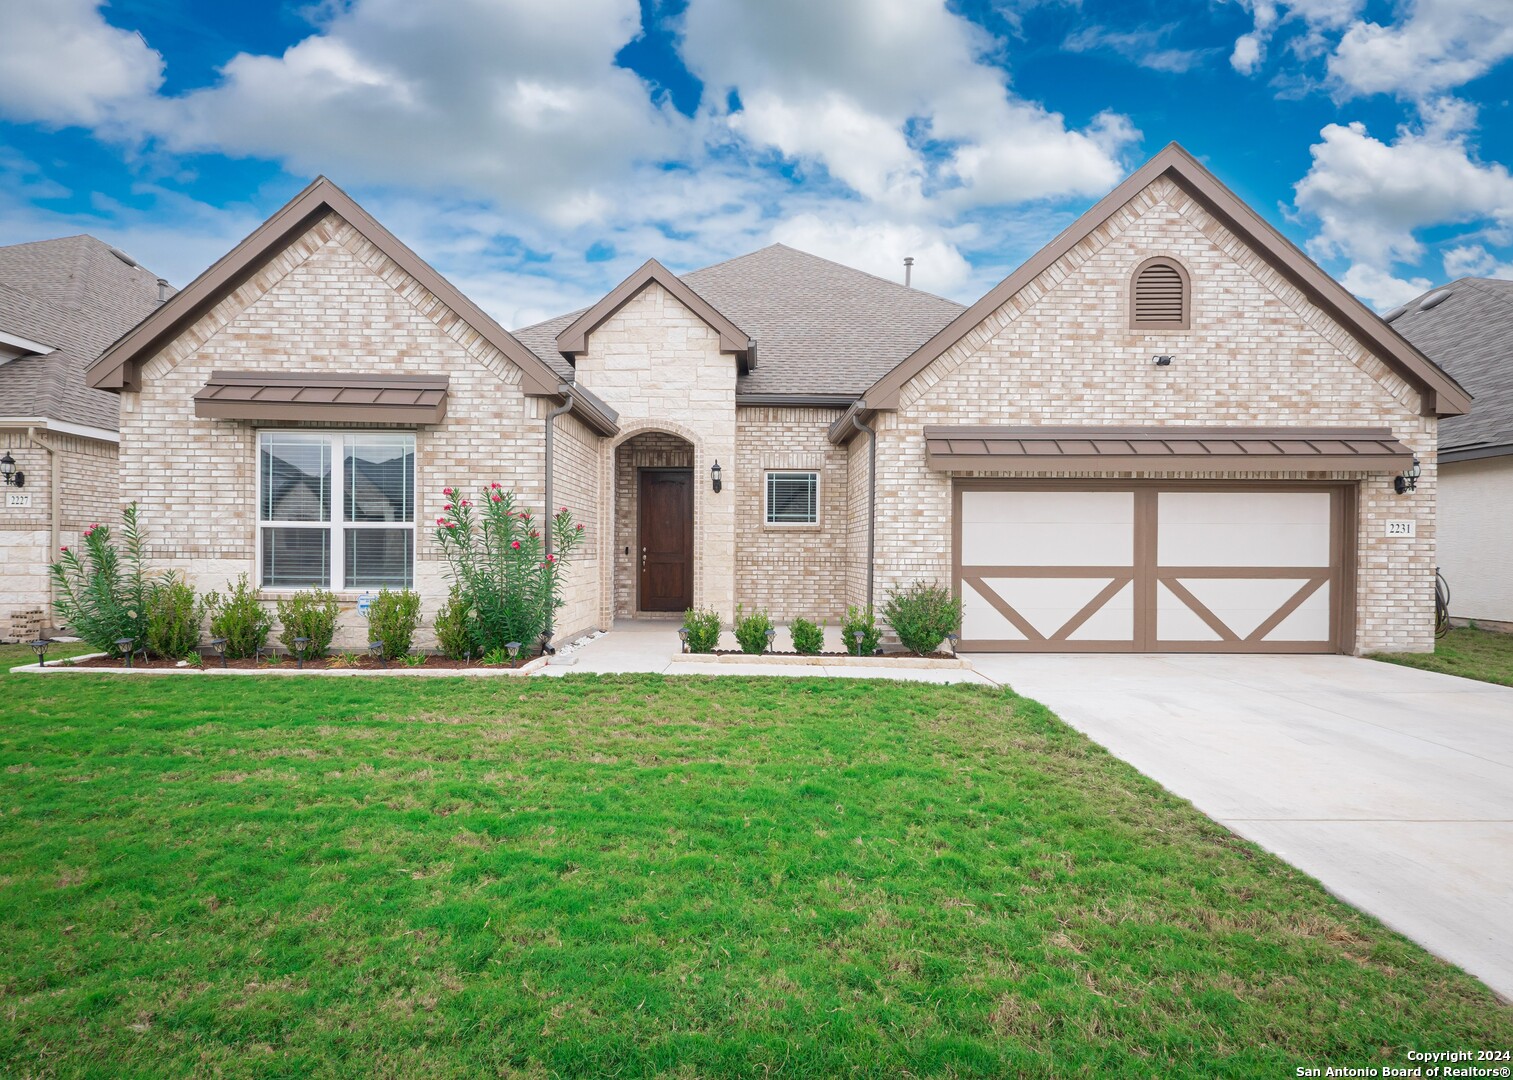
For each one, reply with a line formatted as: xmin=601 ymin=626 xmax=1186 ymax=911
xmin=688 ymin=242 xmax=964 ymax=308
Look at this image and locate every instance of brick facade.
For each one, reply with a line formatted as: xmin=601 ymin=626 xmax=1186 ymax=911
xmin=612 ymin=431 xmax=694 ymax=618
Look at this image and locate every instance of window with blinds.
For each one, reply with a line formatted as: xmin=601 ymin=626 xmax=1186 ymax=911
xmin=765 ymin=471 xmax=819 ymax=525
xmin=1130 ymin=257 xmax=1189 ymax=329
xmin=258 ymin=431 xmax=415 ymax=590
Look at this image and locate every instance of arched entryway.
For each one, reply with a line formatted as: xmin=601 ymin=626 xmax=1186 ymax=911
xmin=613 ymin=430 xmax=696 ymax=618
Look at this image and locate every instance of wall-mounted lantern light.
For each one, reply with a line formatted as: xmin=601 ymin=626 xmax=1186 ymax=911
xmin=711 ymin=460 xmax=722 ymax=494
xmin=1394 ymin=457 xmax=1422 ymax=495
xmin=0 ymin=452 xmax=23 ymax=487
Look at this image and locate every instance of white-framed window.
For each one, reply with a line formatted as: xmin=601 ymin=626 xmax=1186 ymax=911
xmin=257 ymin=431 xmax=415 ymax=591
xmin=765 ymin=470 xmax=819 ymax=526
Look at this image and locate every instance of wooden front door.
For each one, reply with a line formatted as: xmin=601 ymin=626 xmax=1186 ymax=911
xmin=638 ymin=469 xmax=693 ymax=612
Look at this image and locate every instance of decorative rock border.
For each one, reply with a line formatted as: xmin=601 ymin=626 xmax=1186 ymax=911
xmin=673 ymin=652 xmax=974 ymax=670
xmin=9 ymin=653 xmax=551 ymax=677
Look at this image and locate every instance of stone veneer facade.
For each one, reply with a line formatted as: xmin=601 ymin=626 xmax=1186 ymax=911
xmin=868 ymin=176 xmax=1438 ymax=653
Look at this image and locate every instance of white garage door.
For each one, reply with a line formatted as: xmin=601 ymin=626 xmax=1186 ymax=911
xmin=955 ymin=484 xmax=1348 ymax=652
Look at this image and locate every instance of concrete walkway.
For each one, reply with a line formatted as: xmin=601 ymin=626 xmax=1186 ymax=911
xmin=544 ymin=620 xmax=992 ymax=684
xmin=970 ymin=652 xmax=1513 ymax=1000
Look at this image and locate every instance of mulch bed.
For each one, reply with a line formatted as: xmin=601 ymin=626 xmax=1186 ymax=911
xmin=67 ymin=652 xmax=540 ymax=671
xmin=705 ymin=649 xmax=957 ymax=660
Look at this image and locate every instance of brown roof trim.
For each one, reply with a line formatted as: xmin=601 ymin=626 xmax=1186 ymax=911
xmin=558 ymin=380 xmax=620 ymax=437
xmin=1441 ymin=441 xmax=1513 ymax=464
xmin=737 ymin=394 xmax=854 ymax=408
xmin=555 ymin=258 xmax=754 ymax=372
xmin=862 ymin=143 xmax=1471 ymax=418
xmin=194 ymin=371 xmax=448 ymax=424
xmin=923 ymin=424 xmax=1414 ymax=474
xmin=87 ymin=177 xmax=568 ymax=401
xmin=827 ymin=399 xmax=867 ymax=445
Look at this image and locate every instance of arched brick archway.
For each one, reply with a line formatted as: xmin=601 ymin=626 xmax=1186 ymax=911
xmin=612 ymin=428 xmax=699 ymax=619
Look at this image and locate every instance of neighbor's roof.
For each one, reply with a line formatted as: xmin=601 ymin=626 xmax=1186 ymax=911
xmin=513 ymin=243 xmax=966 ymax=399
xmin=1387 ymin=278 xmax=1513 ymax=459
xmin=0 ymin=235 xmax=166 ymax=432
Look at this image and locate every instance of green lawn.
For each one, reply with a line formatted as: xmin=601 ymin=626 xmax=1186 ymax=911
xmin=1371 ymin=625 xmax=1513 ymax=687
xmin=0 ymin=671 xmax=1507 ymax=1078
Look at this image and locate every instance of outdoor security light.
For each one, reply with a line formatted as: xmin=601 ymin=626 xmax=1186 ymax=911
xmin=294 ymin=636 xmax=310 ymax=668
xmin=369 ymin=640 xmax=386 ymax=669
xmin=29 ymin=637 xmax=51 ymax=667
xmin=209 ymin=637 xmax=228 ymax=668
xmin=1394 ymin=457 xmax=1422 ymax=495
xmin=0 ymin=452 xmax=22 ymax=487
xmin=711 ymin=460 xmax=722 ymax=493
xmin=1152 ymin=355 xmax=1174 ymax=366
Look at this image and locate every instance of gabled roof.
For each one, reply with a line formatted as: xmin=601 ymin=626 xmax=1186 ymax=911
xmin=856 ymin=142 xmax=1472 ymax=420
xmin=0 ymin=235 xmax=166 ymax=433
xmin=86 ymin=177 xmax=566 ymax=400
xmin=1389 ymin=277 xmax=1513 ymax=459
xmin=513 ymin=244 xmax=965 ymax=398
xmin=555 ymin=258 xmax=753 ymax=372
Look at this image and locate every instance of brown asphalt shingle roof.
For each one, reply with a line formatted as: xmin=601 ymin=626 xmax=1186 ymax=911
xmin=512 ymin=243 xmax=965 ymax=398
xmin=1389 ymin=277 xmax=1513 ymax=453
xmin=0 ymin=235 xmax=167 ymax=432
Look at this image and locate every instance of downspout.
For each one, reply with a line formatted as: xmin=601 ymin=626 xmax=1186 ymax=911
xmin=849 ymin=405 xmax=877 ymax=611
xmin=27 ymin=427 xmax=60 ymax=626
xmin=542 ymin=386 xmax=576 ymax=648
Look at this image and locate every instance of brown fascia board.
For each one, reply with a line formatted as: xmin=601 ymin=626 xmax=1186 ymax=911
xmin=558 ymin=380 xmax=620 ymax=437
xmin=555 ymin=258 xmax=754 ymax=371
xmin=1441 ymin=441 xmax=1513 ymax=463
xmin=860 ymin=143 xmax=1472 ymax=418
xmin=737 ymin=394 xmax=855 ymax=408
xmin=827 ymin=399 xmax=868 ymax=445
xmin=86 ymin=177 xmax=567 ymax=402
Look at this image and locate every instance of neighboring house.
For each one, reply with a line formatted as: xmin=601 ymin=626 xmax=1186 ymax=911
xmin=1388 ymin=279 xmax=1512 ymax=629
xmin=0 ymin=236 xmax=168 ymax=632
xmin=85 ymin=144 xmax=1467 ymax=655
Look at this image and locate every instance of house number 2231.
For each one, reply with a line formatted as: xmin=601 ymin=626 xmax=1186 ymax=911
xmin=1385 ymin=520 xmax=1416 ymax=538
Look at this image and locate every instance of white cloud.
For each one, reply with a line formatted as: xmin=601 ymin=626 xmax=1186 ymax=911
xmin=1329 ymin=0 xmax=1513 ymax=101
xmin=769 ymin=214 xmax=975 ymax=296
xmin=1339 ymin=263 xmax=1432 ymax=309
xmin=1227 ymin=0 xmax=1363 ymax=74
xmin=1442 ymin=243 xmax=1513 ymax=279
xmin=0 ymin=0 xmax=164 ymax=127
xmin=1062 ymin=25 xmax=1214 ymax=74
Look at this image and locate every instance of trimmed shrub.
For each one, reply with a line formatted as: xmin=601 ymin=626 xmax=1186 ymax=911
xmin=434 ymin=588 xmax=476 ymax=661
xmin=49 ymin=505 xmax=149 ymax=655
xmin=145 ymin=574 xmax=207 ymax=659
xmin=368 ymin=588 xmax=422 ymax=660
xmin=206 ymin=574 xmax=272 ymax=659
xmin=681 ymin=607 xmax=722 ymax=653
xmin=276 ymin=589 xmax=341 ymax=659
xmin=733 ymin=604 xmax=774 ymax=655
xmin=789 ymin=617 xmax=824 ymax=655
xmin=841 ymin=605 xmax=882 ymax=656
xmin=883 ymin=581 xmax=963 ymax=656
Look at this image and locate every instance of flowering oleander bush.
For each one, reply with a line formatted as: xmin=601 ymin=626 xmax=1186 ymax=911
xmin=49 ymin=505 xmax=149 ymax=656
xmin=733 ymin=604 xmax=774 ymax=655
xmin=432 ymin=485 xmax=583 ymax=656
xmin=841 ymin=605 xmax=882 ymax=657
xmin=681 ymin=608 xmax=722 ymax=653
xmin=883 ymin=581 xmax=962 ymax=656
xmin=789 ymin=616 xmax=825 ymax=655
xmin=205 ymin=574 xmax=272 ymax=659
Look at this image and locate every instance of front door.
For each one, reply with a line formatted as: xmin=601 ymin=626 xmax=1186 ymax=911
xmin=638 ymin=469 xmax=693 ymax=612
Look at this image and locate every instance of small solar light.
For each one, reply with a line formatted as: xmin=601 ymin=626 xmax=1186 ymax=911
xmin=851 ymin=629 xmax=865 ymax=656
xmin=947 ymin=632 xmax=959 ymax=656
xmin=29 ymin=637 xmax=51 ymax=667
xmin=115 ymin=637 xmax=135 ymax=668
xmin=294 ymin=636 xmax=310 ymax=668
xmin=677 ymin=627 xmax=689 ymax=653
xmin=765 ymin=627 xmax=776 ymax=653
xmin=368 ymin=640 xmax=386 ymax=669
xmin=209 ymin=637 xmax=228 ymax=668
xmin=506 ymin=641 xmax=522 ymax=666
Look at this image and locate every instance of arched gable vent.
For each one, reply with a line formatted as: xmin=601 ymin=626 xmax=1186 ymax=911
xmin=1130 ymin=257 xmax=1190 ymax=330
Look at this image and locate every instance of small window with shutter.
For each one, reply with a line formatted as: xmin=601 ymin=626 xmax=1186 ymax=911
xmin=1130 ymin=257 xmax=1190 ymax=329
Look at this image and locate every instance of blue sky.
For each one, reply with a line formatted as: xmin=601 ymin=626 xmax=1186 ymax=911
xmin=2 ymin=0 xmax=1512 ymax=327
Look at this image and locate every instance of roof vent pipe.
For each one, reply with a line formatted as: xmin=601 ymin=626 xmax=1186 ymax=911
xmin=156 ymin=278 xmax=169 ymax=305
xmin=903 ymin=256 xmax=914 ymax=288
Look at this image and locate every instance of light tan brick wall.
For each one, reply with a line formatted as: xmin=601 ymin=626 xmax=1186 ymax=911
xmin=118 ymin=211 xmax=595 ymax=649
xmin=549 ymin=410 xmax=605 ymax=641
xmin=732 ymin=406 xmax=849 ymax=622
xmin=845 ymin=427 xmax=872 ymax=614
xmin=572 ymin=282 xmax=739 ymax=620
xmin=882 ymin=176 xmax=1438 ymax=653
xmin=0 ymin=430 xmax=119 ymax=622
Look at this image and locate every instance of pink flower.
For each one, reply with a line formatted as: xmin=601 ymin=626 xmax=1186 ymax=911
xmin=446 ymin=521 xmax=457 ymax=530
xmin=436 ymin=517 xmax=447 ymax=526
xmin=443 ymin=503 xmax=453 ymax=512
xmin=574 ymin=523 xmax=585 ymax=532
xmin=91 ymin=523 xmax=100 ymax=530
xmin=460 ymin=500 xmax=471 ymax=508
xmin=520 ymin=510 xmax=531 ymax=520
xmin=546 ymin=553 xmax=557 ymax=563
xmin=510 ymin=540 xmax=521 ymax=550
xmin=491 ymin=494 xmax=502 ymax=503
xmin=490 ymin=482 xmax=502 ymax=490
xmin=443 ymin=486 xmax=454 ymax=496
xmin=59 ymin=545 xmax=68 ymax=553
xmin=558 ymin=506 xmax=568 ymax=514
xmin=530 ymin=529 xmax=540 ymax=539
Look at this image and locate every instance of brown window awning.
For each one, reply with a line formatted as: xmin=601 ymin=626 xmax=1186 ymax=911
xmin=924 ymin=425 xmax=1415 ymax=473
xmin=194 ymin=371 xmax=448 ymax=424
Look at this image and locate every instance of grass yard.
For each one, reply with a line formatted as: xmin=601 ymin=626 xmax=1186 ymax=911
xmin=0 ymin=670 xmax=1507 ymax=1078
xmin=1371 ymin=624 xmax=1513 ymax=687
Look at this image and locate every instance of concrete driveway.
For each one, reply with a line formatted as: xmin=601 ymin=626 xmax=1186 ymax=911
xmin=971 ymin=653 xmax=1513 ymax=1000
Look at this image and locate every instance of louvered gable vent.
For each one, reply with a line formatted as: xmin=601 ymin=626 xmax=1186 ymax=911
xmin=1130 ymin=258 xmax=1189 ymax=329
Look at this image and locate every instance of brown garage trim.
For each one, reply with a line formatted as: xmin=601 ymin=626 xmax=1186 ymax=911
xmin=194 ymin=371 xmax=448 ymax=424
xmin=1052 ymin=575 xmax=1134 ymax=641
xmin=951 ymin=478 xmax=1357 ymax=654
